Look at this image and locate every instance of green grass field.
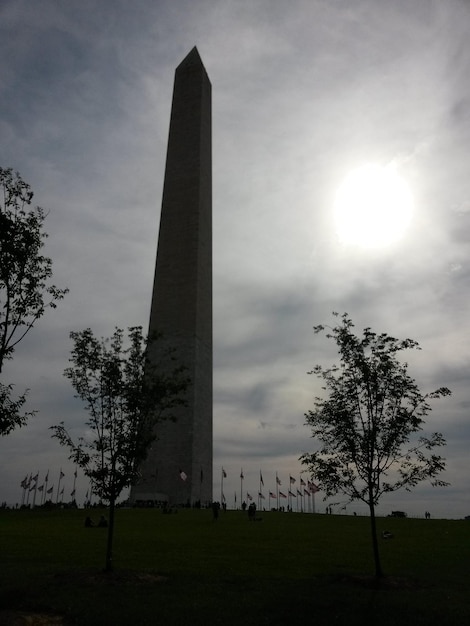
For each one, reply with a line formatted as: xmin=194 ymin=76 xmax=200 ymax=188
xmin=1 ymin=507 xmax=469 ymax=625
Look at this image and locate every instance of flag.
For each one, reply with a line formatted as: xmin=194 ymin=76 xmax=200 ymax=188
xmin=60 ymin=487 xmax=64 ymax=495
xmin=71 ymin=489 xmax=76 ymax=497
xmin=74 ymin=468 xmax=78 ymax=478
xmin=222 ymin=493 xmax=226 ymax=502
xmin=258 ymin=492 xmax=265 ymax=499
xmin=222 ymin=468 xmax=227 ymax=478
xmin=288 ymin=490 xmax=296 ymax=497
xmin=269 ymin=491 xmax=276 ymax=498
xmin=32 ymin=472 xmax=39 ymax=482
xmin=276 ymin=475 xmax=282 ymax=485
xmin=279 ymin=491 xmax=287 ymax=498
xmin=60 ymin=471 xmax=65 ymax=479
xmin=234 ymin=492 xmax=237 ymax=503
xmin=289 ymin=476 xmax=296 ymax=484
xmin=179 ymin=470 xmax=187 ymax=481
xmin=38 ymin=484 xmax=44 ymax=492
xmin=297 ymin=489 xmax=302 ymax=496
xmin=240 ymin=469 xmax=244 ymax=479
xmin=246 ymin=492 xmax=253 ymax=501
xmin=300 ymin=478 xmax=306 ymax=486
xmin=47 ymin=486 xmax=53 ymax=494
xmin=309 ymin=481 xmax=320 ymax=493
xmin=260 ymin=471 xmax=264 ymax=486
xmin=20 ymin=476 xmax=28 ymax=489
xmin=44 ymin=470 xmax=49 ymax=482
xmin=304 ymin=489 xmax=310 ymax=496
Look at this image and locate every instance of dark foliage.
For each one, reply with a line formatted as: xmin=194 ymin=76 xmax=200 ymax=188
xmin=300 ymin=312 xmax=450 ymax=576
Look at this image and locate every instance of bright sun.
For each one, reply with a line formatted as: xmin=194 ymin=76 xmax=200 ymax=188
xmin=334 ymin=164 xmax=413 ymax=248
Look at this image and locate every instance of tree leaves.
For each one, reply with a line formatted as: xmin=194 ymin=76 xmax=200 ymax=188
xmin=0 ymin=167 xmax=68 ymax=435
xmin=0 ymin=382 xmax=36 ymax=437
xmin=300 ymin=313 xmax=451 ymax=576
xmin=301 ymin=313 xmax=450 ymax=506
xmin=51 ymin=327 xmax=189 ymax=505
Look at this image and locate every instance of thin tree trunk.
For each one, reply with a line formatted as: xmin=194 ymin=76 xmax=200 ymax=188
xmin=105 ymin=497 xmax=115 ymax=572
xmin=369 ymin=501 xmax=383 ymax=579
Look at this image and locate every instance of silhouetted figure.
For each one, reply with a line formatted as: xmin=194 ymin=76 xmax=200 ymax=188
xmin=212 ymin=501 xmax=220 ymax=520
xmin=84 ymin=516 xmax=94 ymax=527
xmin=248 ymin=502 xmax=256 ymax=521
xmin=98 ymin=515 xmax=108 ymax=527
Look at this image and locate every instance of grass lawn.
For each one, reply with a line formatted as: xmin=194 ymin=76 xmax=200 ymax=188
xmin=0 ymin=507 xmax=469 ymax=625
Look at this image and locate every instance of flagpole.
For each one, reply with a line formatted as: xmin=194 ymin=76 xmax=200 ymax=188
xmin=26 ymin=473 xmax=32 ymax=506
xmin=43 ymin=470 xmax=49 ymax=505
xmin=289 ymin=476 xmax=296 ymax=512
xmin=276 ymin=472 xmax=279 ymax=511
xmin=258 ymin=471 xmax=261 ymax=510
xmin=20 ymin=476 xmax=27 ymax=506
xmin=46 ymin=483 xmax=54 ymax=502
xmin=240 ymin=469 xmax=244 ymax=507
xmin=32 ymin=471 xmax=39 ymax=508
xmin=221 ymin=468 xmax=224 ymax=505
xmin=308 ymin=481 xmax=319 ymax=513
xmin=56 ymin=469 xmax=63 ymax=504
xmin=72 ymin=466 xmax=77 ymax=503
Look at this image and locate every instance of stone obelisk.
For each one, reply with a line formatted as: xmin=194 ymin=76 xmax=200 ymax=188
xmin=130 ymin=47 xmax=212 ymax=506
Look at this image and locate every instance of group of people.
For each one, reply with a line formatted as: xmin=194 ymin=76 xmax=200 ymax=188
xmin=248 ymin=502 xmax=262 ymax=521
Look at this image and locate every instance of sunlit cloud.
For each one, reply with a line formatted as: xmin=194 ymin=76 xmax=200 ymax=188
xmin=1 ymin=0 xmax=469 ymax=518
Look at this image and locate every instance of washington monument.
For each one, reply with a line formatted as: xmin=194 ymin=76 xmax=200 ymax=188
xmin=130 ymin=47 xmax=212 ymax=506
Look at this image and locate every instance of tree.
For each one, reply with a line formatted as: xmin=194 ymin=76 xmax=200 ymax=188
xmin=0 ymin=167 xmax=68 ymax=434
xmin=51 ymin=326 xmax=189 ymax=572
xmin=300 ymin=312 xmax=450 ymax=579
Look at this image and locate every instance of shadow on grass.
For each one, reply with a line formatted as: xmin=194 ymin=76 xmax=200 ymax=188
xmin=1 ymin=510 xmax=469 ymax=625
xmin=0 ymin=567 xmax=451 ymax=626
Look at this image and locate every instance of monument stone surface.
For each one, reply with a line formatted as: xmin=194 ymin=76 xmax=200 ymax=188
xmin=130 ymin=47 xmax=212 ymax=506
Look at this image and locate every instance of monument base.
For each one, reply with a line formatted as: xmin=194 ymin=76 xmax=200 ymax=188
xmin=130 ymin=491 xmax=169 ymax=507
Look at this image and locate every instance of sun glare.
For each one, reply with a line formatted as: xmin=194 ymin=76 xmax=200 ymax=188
xmin=334 ymin=164 xmax=413 ymax=248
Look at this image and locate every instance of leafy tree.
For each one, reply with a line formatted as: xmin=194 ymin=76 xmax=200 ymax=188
xmin=300 ymin=312 xmax=450 ymax=578
xmin=0 ymin=167 xmax=68 ymax=434
xmin=51 ymin=326 xmax=188 ymax=572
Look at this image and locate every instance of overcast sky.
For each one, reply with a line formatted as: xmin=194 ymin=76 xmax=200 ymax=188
xmin=1 ymin=0 xmax=469 ymax=518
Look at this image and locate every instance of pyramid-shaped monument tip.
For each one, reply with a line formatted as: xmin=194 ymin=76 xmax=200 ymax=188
xmin=177 ymin=46 xmax=204 ymax=71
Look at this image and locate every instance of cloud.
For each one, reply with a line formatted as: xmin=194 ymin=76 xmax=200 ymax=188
xmin=1 ymin=0 xmax=470 ymax=518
